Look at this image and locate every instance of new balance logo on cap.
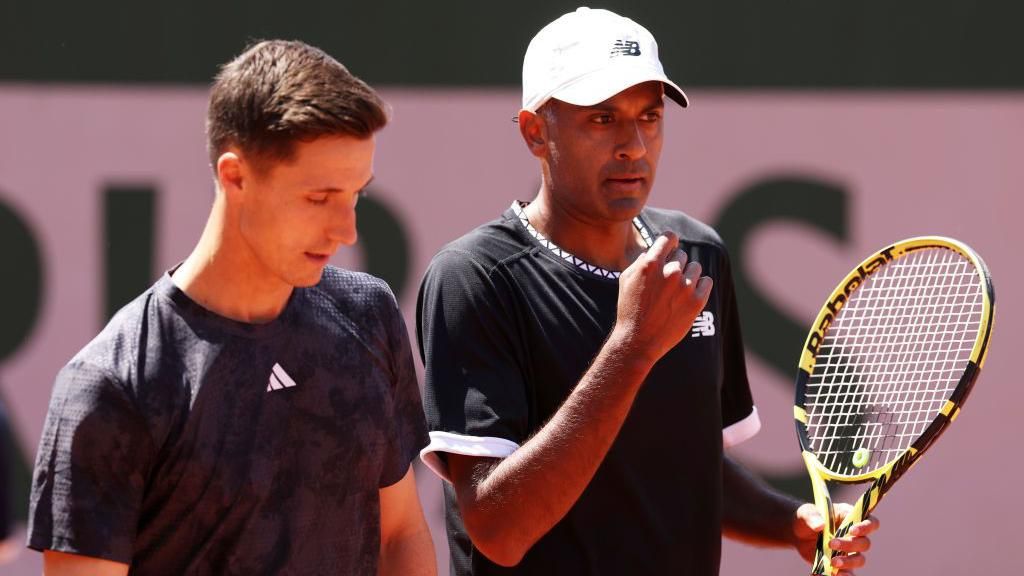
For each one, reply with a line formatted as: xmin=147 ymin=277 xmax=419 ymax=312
xmin=611 ymin=39 xmax=641 ymax=57
xmin=520 ymin=7 xmax=689 ymax=112
xmin=691 ymin=311 xmax=716 ymax=338
xmin=266 ymin=363 xmax=298 ymax=392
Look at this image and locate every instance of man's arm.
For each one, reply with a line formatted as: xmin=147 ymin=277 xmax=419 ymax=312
xmin=43 ymin=550 xmax=129 ymax=576
xmin=447 ymin=233 xmax=711 ymax=566
xmin=378 ymin=465 xmax=435 ymax=576
xmin=721 ymin=456 xmax=879 ymax=575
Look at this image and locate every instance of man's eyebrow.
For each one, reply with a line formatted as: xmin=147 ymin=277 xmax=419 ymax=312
xmin=310 ymin=175 xmax=375 ymax=193
xmin=588 ymin=98 xmax=665 ymax=114
xmin=643 ymin=96 xmax=666 ymax=110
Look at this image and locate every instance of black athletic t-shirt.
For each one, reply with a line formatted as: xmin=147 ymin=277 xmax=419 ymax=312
xmin=27 ymin=266 xmax=428 ymax=575
xmin=417 ymin=203 xmax=759 ymax=576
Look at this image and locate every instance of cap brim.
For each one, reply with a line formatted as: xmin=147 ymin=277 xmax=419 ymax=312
xmin=544 ymin=65 xmax=689 ymax=111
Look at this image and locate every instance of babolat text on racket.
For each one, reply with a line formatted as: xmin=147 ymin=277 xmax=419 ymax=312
xmin=793 ymin=236 xmax=995 ymax=575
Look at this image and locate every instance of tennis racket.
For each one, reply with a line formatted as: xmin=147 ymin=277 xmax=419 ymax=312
xmin=793 ymin=236 xmax=995 ymax=575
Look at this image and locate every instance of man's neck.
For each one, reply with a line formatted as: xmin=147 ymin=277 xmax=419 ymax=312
xmin=171 ymin=198 xmax=293 ymax=324
xmin=524 ymin=191 xmax=647 ymax=273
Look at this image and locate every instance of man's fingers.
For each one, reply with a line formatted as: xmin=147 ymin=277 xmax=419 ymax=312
xmin=830 ymin=535 xmax=871 ymax=554
xmin=695 ymin=276 xmax=713 ymax=300
xmin=682 ymin=260 xmax=702 ymax=287
xmin=831 ymin=503 xmax=879 ymax=536
xmin=831 ymin=502 xmax=854 ymax=521
xmin=647 ymin=232 xmax=679 ymax=264
xmin=849 ymin=515 xmax=880 ymax=537
xmin=663 ymin=260 xmax=683 ymax=278
xmin=795 ymin=502 xmax=825 ymax=534
xmin=664 ymin=259 xmax=711 ymax=301
xmin=662 ymin=246 xmax=691 ymax=281
xmin=831 ymin=551 xmax=866 ymax=570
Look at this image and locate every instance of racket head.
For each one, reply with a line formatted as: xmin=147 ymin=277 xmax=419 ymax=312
xmin=794 ymin=236 xmax=994 ymax=483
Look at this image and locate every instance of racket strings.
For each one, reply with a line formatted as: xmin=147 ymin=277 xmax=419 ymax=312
xmin=804 ymin=248 xmax=983 ymax=476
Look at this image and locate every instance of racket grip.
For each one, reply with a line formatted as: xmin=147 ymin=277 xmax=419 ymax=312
xmin=802 ymin=451 xmax=874 ymax=576
xmin=803 ymin=451 xmax=836 ymax=576
xmin=809 ymin=487 xmax=872 ymax=576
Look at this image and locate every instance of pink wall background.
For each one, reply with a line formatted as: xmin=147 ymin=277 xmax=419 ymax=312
xmin=0 ymin=86 xmax=1019 ymax=574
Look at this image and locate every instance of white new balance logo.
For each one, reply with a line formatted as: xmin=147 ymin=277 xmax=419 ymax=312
xmin=691 ymin=311 xmax=716 ymax=338
xmin=266 ymin=363 xmax=298 ymax=392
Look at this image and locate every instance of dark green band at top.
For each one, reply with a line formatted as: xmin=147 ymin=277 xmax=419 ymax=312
xmin=2 ymin=0 xmax=1023 ymax=88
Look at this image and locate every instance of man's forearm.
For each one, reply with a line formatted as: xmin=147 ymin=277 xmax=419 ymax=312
xmin=379 ymin=527 xmax=436 ymax=576
xmin=451 ymin=330 xmax=654 ymax=565
xmin=721 ymin=455 xmax=802 ymax=547
xmin=378 ymin=466 xmax=436 ymax=576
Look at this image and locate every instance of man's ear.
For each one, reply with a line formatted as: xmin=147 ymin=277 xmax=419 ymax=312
xmin=215 ymin=151 xmax=244 ymax=199
xmin=518 ymin=109 xmax=549 ymax=159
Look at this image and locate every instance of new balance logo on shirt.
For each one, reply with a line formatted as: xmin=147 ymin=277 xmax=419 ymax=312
xmin=691 ymin=311 xmax=716 ymax=338
xmin=266 ymin=363 xmax=298 ymax=392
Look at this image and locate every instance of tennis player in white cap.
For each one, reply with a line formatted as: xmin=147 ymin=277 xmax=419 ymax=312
xmin=417 ymin=8 xmax=879 ymax=575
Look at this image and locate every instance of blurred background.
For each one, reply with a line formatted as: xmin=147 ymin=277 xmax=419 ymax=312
xmin=1 ymin=1 xmax=1020 ymax=573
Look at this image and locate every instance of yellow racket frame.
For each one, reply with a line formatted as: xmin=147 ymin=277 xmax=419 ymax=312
xmin=793 ymin=236 xmax=995 ymax=575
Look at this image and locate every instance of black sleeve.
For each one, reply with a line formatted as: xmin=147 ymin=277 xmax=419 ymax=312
xmin=378 ymin=284 xmax=430 ymax=488
xmin=717 ymin=249 xmax=758 ymax=438
xmin=416 ymin=249 xmax=530 ymax=445
xmin=27 ymin=361 xmax=155 ymax=564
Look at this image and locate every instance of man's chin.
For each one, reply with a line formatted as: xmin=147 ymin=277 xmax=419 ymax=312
xmin=606 ymin=197 xmax=646 ymax=219
xmin=290 ymin=266 xmax=327 ymax=288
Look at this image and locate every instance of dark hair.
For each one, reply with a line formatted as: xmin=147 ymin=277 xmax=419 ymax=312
xmin=206 ymin=39 xmax=388 ymax=171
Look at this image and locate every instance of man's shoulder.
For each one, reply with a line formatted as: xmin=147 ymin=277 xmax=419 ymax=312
xmin=315 ymin=266 xmax=396 ymax=303
xmin=641 ymin=206 xmax=727 ymax=250
xmin=427 ymin=210 xmax=530 ymax=275
xmin=308 ymin=266 xmax=401 ymax=326
xmin=60 ymin=281 xmax=168 ymax=389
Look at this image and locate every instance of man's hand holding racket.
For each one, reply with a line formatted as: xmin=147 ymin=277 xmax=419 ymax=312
xmin=793 ymin=502 xmax=880 ymax=575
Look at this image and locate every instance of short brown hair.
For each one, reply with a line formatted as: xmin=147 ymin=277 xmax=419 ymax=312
xmin=206 ymin=39 xmax=388 ymax=171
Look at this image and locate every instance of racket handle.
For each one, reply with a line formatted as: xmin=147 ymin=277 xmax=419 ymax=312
xmin=803 ymin=451 xmax=836 ymax=575
xmin=809 ymin=485 xmax=872 ymax=576
xmin=803 ymin=451 xmax=874 ymax=576
xmin=809 ymin=531 xmax=830 ymax=576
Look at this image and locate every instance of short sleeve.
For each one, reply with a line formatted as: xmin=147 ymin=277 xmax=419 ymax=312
xmin=416 ymin=249 xmax=528 ymax=481
xmin=717 ymin=250 xmax=760 ymax=447
xmin=27 ymin=361 xmax=156 ymax=563
xmin=378 ymin=285 xmax=430 ymax=488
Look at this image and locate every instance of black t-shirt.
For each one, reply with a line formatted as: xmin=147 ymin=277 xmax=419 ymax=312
xmin=27 ymin=266 xmax=428 ymax=575
xmin=417 ymin=202 xmax=759 ymax=576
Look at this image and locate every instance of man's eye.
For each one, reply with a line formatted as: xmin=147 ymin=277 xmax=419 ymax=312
xmin=592 ymin=114 xmax=613 ymax=124
xmin=308 ymin=194 xmax=329 ymax=205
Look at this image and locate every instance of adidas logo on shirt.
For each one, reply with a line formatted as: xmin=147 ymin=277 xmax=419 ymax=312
xmin=266 ymin=363 xmax=298 ymax=392
xmin=691 ymin=311 xmax=716 ymax=338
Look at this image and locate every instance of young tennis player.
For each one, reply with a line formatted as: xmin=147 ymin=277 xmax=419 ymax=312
xmin=417 ymin=8 xmax=878 ymax=575
xmin=26 ymin=40 xmax=435 ymax=575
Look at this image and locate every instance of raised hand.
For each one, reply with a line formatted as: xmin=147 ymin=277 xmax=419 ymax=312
xmin=612 ymin=232 xmax=712 ymax=366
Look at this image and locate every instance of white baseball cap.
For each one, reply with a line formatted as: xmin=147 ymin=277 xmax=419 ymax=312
xmin=521 ymin=7 xmax=689 ymax=113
